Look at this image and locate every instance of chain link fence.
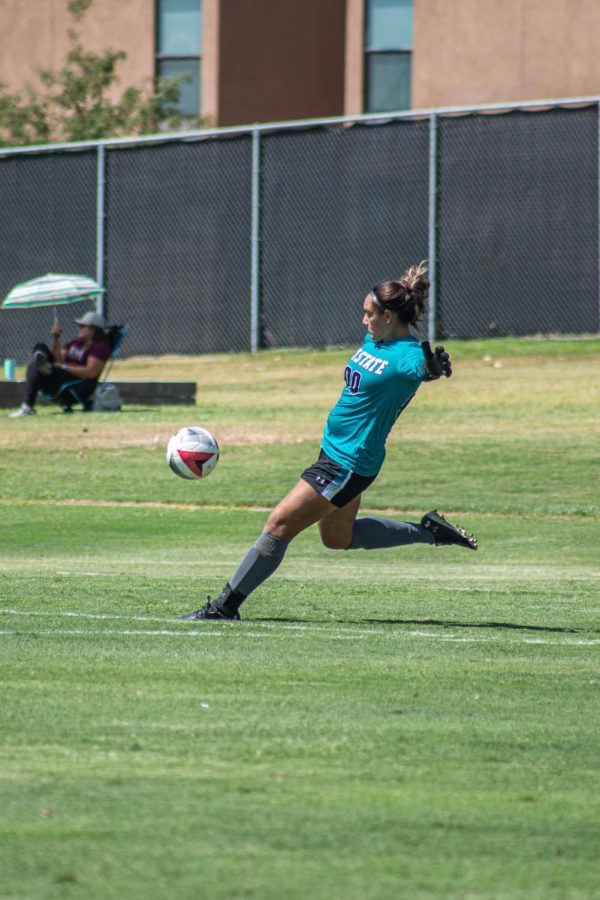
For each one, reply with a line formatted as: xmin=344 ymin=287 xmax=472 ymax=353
xmin=261 ymin=119 xmax=430 ymax=348
xmin=106 ymin=136 xmax=252 ymax=356
xmin=438 ymin=106 xmax=598 ymax=338
xmin=0 ymin=150 xmax=98 ymax=362
xmin=1 ymin=100 xmax=598 ymax=363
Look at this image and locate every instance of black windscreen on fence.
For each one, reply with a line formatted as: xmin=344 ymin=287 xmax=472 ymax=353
xmin=0 ymin=151 xmax=98 ymax=362
xmin=1 ymin=104 xmax=598 ymax=367
xmin=438 ymin=106 xmax=598 ymax=338
xmin=260 ymin=119 xmax=431 ymax=349
xmin=106 ymin=136 xmax=252 ymax=356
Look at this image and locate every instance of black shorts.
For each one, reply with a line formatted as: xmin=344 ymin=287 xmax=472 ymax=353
xmin=301 ymin=449 xmax=376 ymax=508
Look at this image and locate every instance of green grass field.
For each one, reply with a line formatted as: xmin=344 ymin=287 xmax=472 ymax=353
xmin=1 ymin=338 xmax=599 ymax=899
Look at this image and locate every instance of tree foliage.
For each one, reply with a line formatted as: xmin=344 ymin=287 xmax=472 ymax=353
xmin=0 ymin=0 xmax=202 ymax=147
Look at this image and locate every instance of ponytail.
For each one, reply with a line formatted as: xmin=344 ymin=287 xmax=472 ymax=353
xmin=372 ymin=261 xmax=429 ymax=326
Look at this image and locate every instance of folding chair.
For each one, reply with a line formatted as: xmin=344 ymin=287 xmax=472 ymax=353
xmin=97 ymin=324 xmax=129 ymax=387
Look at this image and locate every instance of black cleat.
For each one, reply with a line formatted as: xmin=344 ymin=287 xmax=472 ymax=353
xmin=421 ymin=510 xmax=478 ymax=550
xmin=180 ymin=600 xmax=241 ymax=621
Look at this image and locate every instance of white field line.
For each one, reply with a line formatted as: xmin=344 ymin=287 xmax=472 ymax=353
xmin=0 ymin=629 xmax=268 ymax=638
xmin=0 ymin=608 xmax=172 ymax=623
xmin=0 ymin=629 xmax=598 ymax=645
xmin=0 ymin=609 xmax=598 ymax=645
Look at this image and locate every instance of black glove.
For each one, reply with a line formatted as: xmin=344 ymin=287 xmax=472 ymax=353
xmin=421 ymin=341 xmax=452 ymax=379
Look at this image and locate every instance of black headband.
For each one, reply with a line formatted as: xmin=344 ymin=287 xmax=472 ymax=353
xmin=371 ymin=287 xmax=400 ymax=312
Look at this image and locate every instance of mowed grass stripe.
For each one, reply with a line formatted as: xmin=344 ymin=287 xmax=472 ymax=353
xmin=1 ymin=609 xmax=598 ymax=646
xmin=2 ymin=630 xmax=600 ymax=648
xmin=1 ymin=340 xmax=599 ymax=899
xmin=1 ymin=496 xmax=599 ymax=522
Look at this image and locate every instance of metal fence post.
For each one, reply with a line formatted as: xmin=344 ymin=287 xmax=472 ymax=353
xmin=250 ymin=128 xmax=262 ymax=353
xmin=96 ymin=143 xmax=107 ymax=320
xmin=427 ymin=113 xmax=439 ymax=344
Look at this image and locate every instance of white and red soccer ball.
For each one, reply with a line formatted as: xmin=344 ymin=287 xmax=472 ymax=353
xmin=166 ymin=426 xmax=220 ymax=479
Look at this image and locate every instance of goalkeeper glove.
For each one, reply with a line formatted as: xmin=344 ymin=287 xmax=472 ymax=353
xmin=421 ymin=341 xmax=452 ymax=379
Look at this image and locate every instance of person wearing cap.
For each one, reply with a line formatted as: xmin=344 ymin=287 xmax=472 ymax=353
xmin=9 ymin=310 xmax=112 ymax=416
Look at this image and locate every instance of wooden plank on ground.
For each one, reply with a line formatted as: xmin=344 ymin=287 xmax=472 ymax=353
xmin=114 ymin=382 xmax=196 ymax=405
xmin=0 ymin=381 xmax=196 ymax=408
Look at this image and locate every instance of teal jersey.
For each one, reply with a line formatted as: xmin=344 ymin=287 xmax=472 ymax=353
xmin=321 ymin=334 xmax=425 ymax=476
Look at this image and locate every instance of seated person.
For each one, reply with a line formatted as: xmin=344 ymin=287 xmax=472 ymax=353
xmin=9 ymin=311 xmax=112 ymax=417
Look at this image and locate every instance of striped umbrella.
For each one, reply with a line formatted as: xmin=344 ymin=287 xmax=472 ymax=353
xmin=2 ymin=273 xmax=104 ymax=310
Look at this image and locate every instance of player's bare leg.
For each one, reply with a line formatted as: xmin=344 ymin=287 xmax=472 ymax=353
xmin=318 ymin=494 xmax=363 ymax=549
xmin=264 ymin=479 xmax=337 ymax=542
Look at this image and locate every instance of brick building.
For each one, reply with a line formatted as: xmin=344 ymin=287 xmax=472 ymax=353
xmin=1 ymin=0 xmax=599 ymax=127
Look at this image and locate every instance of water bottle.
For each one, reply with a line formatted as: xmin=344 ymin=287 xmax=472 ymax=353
xmin=3 ymin=359 xmax=16 ymax=380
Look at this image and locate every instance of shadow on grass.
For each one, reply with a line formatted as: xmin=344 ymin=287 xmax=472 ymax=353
xmin=48 ymin=409 xmax=156 ymax=415
xmin=253 ymin=616 xmax=583 ymax=635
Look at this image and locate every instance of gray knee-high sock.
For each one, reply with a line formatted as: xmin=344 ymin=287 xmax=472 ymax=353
xmin=346 ymin=516 xmax=434 ymax=550
xmin=229 ymin=532 xmax=289 ymax=597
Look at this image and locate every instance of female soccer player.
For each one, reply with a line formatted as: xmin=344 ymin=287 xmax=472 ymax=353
xmin=183 ymin=262 xmax=477 ymax=621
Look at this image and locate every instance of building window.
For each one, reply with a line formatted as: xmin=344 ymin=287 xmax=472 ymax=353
xmin=156 ymin=0 xmax=202 ymax=117
xmin=365 ymin=0 xmax=412 ymax=113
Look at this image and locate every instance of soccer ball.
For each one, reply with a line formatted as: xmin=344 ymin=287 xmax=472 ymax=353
xmin=166 ymin=426 xmax=220 ymax=479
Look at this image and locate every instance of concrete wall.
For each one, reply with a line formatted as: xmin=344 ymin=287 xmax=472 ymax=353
xmin=0 ymin=0 xmax=154 ymax=98
xmin=3 ymin=0 xmax=600 ymax=131
xmin=0 ymin=0 xmax=344 ymax=128
xmin=413 ymin=0 xmax=600 ymax=108
xmin=344 ymin=0 xmax=364 ymax=115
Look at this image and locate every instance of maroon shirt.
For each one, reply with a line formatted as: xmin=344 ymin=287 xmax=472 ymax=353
xmin=65 ymin=337 xmax=112 ymax=369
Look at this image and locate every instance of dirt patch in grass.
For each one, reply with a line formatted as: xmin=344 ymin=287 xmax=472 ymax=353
xmin=0 ymin=420 xmax=322 ymax=450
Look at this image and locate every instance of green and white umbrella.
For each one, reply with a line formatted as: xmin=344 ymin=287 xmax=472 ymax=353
xmin=2 ymin=273 xmax=104 ymax=312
